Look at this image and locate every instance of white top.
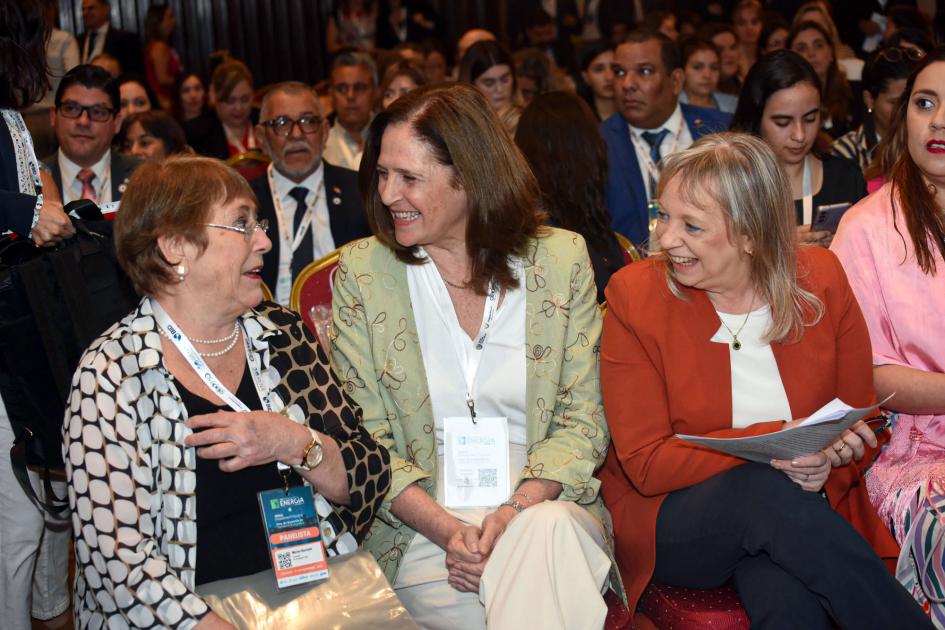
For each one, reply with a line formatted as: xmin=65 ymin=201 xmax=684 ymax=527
xmin=627 ymin=103 xmax=694 ymax=200
xmin=406 ymin=253 xmax=527 ymax=521
xmin=710 ymin=305 xmax=793 ymax=428
xmin=322 ymin=123 xmax=367 ymax=171
xmin=269 ymin=163 xmax=335 ymax=305
xmin=58 ymin=149 xmax=112 ymax=205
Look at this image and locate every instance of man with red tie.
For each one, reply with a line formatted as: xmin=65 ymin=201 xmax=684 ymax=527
xmin=44 ymin=65 xmax=139 ymax=216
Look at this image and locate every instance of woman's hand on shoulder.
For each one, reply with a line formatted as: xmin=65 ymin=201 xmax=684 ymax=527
xmin=185 ymin=410 xmax=311 ymax=471
xmin=770 ymin=451 xmax=831 ymax=492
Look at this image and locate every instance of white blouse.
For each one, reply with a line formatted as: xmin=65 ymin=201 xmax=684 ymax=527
xmin=711 ymin=305 xmax=794 ymax=428
xmin=406 ymin=253 xmax=527 ymax=512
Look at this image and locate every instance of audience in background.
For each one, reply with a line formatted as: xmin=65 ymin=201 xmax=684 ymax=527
xmin=422 ymin=39 xmax=450 ymax=83
xmin=88 ymin=51 xmax=120 ymax=77
xmin=251 ymin=81 xmax=371 ymax=305
xmin=173 ymin=70 xmax=209 ymax=123
xmin=576 ymin=39 xmax=616 ymax=121
xmin=45 ymin=64 xmax=139 ymax=207
xmin=732 ymin=0 xmax=763 ymax=78
xmin=760 ymin=18 xmax=790 ymax=53
xmin=379 ymin=59 xmax=427 ymax=109
xmin=516 ymin=91 xmax=625 ymax=303
xmin=143 ymin=3 xmax=181 ymax=111
xmin=327 ymin=0 xmax=378 ymax=54
xmin=700 ymin=23 xmax=743 ymax=95
xmin=116 ymin=74 xmax=157 ymax=118
xmin=78 ymin=0 xmax=142 ymax=73
xmin=186 ymin=58 xmax=257 ymax=160
xmin=831 ymin=49 xmax=945 ymax=627
xmin=454 ymin=28 xmax=495 ymax=69
xmin=460 ymin=40 xmax=519 ymax=113
xmin=601 ymin=31 xmax=730 ymax=247
xmin=732 ymin=50 xmax=866 ymax=248
xmin=514 ymin=48 xmax=556 ymax=105
xmin=118 ymin=110 xmax=189 ymax=162
xmin=323 ymin=50 xmax=377 ymax=170
xmin=679 ymin=37 xmax=738 ymax=113
xmin=833 ymin=44 xmax=922 ymax=175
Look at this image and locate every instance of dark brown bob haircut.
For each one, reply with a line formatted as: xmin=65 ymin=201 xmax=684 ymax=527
xmin=359 ymin=82 xmax=545 ymax=294
xmin=115 ymin=156 xmax=255 ymax=296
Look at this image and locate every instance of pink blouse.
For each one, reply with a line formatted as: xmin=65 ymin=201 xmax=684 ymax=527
xmin=831 ymin=183 xmax=945 ymax=538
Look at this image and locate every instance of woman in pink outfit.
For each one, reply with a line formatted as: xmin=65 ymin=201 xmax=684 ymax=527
xmin=831 ymin=47 xmax=945 ymax=627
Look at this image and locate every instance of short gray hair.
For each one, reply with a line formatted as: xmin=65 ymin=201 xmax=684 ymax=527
xmin=657 ymin=132 xmax=824 ymax=343
xmin=331 ymin=50 xmax=378 ymax=86
xmin=258 ymin=81 xmax=322 ymax=121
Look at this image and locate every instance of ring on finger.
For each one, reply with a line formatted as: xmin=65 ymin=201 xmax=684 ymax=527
xmin=805 ymin=473 xmax=810 ymax=481
xmin=834 ymin=442 xmax=847 ymax=453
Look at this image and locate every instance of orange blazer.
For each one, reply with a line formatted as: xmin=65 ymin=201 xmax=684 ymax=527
xmin=598 ymin=246 xmax=898 ymax=613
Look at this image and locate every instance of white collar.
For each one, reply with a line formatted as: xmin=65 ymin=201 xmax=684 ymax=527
xmin=627 ymin=102 xmax=684 ymax=137
xmin=95 ymin=23 xmax=109 ymax=37
xmin=59 ymin=149 xmax=111 ymax=189
xmin=271 ymin=160 xmax=325 ymax=202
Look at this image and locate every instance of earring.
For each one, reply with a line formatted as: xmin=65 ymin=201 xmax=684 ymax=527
xmin=867 ymin=107 xmax=873 ymax=114
xmin=175 ymin=264 xmax=186 ymax=282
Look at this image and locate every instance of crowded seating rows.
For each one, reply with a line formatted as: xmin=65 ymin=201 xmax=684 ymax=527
xmin=2 ymin=0 xmax=944 ymax=629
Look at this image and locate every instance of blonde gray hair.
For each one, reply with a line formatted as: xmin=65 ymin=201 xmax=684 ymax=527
xmin=657 ymin=132 xmax=824 ymax=343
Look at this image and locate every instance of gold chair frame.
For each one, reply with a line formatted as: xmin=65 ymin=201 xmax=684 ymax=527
xmin=289 ymin=247 xmax=342 ymax=314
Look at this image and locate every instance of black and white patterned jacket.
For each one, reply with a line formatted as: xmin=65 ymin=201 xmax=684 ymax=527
xmin=62 ymin=298 xmax=390 ymax=629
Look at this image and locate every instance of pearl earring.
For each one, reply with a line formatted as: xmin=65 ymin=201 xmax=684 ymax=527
xmin=175 ymin=264 xmax=186 ymax=282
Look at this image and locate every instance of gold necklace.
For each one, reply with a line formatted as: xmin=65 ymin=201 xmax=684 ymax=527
xmin=718 ymin=296 xmax=755 ymax=351
xmin=442 ymin=275 xmax=470 ymax=290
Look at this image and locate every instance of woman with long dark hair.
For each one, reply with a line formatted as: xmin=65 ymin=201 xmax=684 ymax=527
xmin=0 ymin=4 xmax=74 ymax=627
xmin=788 ymin=20 xmax=857 ymax=139
xmin=515 ymin=91 xmax=624 ymax=302
xmin=575 ymin=39 xmax=615 ymax=121
xmin=832 ymin=47 xmax=945 ymax=627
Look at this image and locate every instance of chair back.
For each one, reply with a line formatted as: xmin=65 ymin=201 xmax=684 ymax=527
xmin=290 ymin=248 xmax=342 ymax=346
xmin=260 ymin=281 xmax=273 ymax=303
xmin=225 ymin=149 xmax=270 ymax=180
xmin=614 ymin=232 xmax=642 ymax=264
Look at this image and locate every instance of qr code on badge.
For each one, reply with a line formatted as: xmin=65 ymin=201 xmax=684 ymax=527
xmin=478 ymin=468 xmax=497 ymax=488
xmin=276 ymin=550 xmax=292 ymax=570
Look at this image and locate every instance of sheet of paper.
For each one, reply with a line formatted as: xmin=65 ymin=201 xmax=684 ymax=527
xmin=676 ymin=396 xmax=890 ymax=463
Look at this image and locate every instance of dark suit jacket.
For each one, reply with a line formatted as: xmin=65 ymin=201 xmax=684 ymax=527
xmin=79 ymin=26 xmax=143 ymax=75
xmin=250 ymin=162 xmax=371 ymax=292
xmin=43 ymin=151 xmax=140 ymax=203
xmin=185 ymin=110 xmax=261 ymax=161
xmin=601 ymin=103 xmax=731 ymax=246
xmin=0 ymin=116 xmax=39 ymax=237
xmin=598 ymin=246 xmax=898 ymax=612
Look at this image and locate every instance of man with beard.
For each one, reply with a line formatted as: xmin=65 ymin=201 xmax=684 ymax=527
xmin=252 ymin=81 xmax=371 ymax=305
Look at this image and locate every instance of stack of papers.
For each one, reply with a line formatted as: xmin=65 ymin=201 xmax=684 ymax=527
xmin=676 ymin=396 xmax=889 ymax=463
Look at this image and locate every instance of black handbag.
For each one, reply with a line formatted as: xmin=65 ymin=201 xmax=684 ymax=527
xmin=0 ymin=201 xmax=138 ymax=514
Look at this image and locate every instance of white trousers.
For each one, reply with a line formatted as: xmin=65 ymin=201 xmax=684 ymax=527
xmin=0 ymin=406 xmax=70 ymax=628
xmin=394 ymin=501 xmax=611 ymax=630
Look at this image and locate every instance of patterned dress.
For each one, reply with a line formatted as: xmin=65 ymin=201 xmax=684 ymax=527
xmin=832 ymin=184 xmax=945 ymax=627
xmin=62 ymin=299 xmax=390 ymax=629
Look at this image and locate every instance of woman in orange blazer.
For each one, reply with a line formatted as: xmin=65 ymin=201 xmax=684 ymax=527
xmin=598 ymin=133 xmax=931 ymax=628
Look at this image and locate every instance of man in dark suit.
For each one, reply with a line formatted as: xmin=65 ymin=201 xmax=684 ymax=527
xmin=601 ymin=31 xmax=731 ymax=247
xmin=78 ymin=0 xmax=143 ymax=75
xmin=44 ymin=65 xmax=138 ymax=213
xmin=251 ymin=81 xmax=371 ymax=305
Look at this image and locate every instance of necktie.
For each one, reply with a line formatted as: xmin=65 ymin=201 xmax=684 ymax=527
xmin=288 ymin=186 xmax=313 ymax=279
xmin=640 ymin=128 xmax=670 ymax=166
xmin=77 ymin=168 xmax=97 ymax=202
xmin=86 ymin=32 xmax=98 ymax=63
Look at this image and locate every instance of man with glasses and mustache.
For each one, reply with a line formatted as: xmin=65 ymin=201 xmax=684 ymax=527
xmin=251 ymin=82 xmax=371 ymax=305
xmin=323 ymin=51 xmax=378 ymax=171
xmin=45 ymin=65 xmax=139 ymax=214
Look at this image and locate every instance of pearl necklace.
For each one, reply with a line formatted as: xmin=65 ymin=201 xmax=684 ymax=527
xmin=158 ymin=322 xmax=242 ymax=358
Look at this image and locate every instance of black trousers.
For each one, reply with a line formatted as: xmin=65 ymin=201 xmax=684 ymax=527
xmin=652 ymin=463 xmax=931 ymax=630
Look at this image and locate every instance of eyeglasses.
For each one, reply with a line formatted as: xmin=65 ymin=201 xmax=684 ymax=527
xmin=204 ymin=219 xmax=269 ymax=241
xmin=57 ymin=101 xmax=116 ymax=122
xmin=261 ymin=115 xmax=324 ymax=137
xmin=877 ymin=46 xmax=925 ymax=63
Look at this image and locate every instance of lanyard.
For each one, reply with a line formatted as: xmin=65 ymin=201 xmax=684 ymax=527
xmin=801 ymin=155 xmax=814 ymax=225
xmin=629 ymin=115 xmax=684 ymax=198
xmin=267 ymin=165 xmax=324 ymax=304
xmin=150 ymin=298 xmax=289 ymax=474
xmin=420 ymin=254 xmax=500 ymax=422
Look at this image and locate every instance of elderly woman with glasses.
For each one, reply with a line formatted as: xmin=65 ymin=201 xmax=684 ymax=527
xmin=62 ymin=156 xmax=390 ymax=629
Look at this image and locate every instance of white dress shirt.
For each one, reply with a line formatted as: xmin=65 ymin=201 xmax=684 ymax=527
xmin=322 ymin=123 xmax=367 ymax=171
xmin=269 ymin=163 xmax=335 ymax=305
xmin=627 ymin=103 xmax=693 ymax=200
xmin=711 ymin=305 xmax=793 ymax=428
xmin=58 ymin=149 xmax=112 ymax=205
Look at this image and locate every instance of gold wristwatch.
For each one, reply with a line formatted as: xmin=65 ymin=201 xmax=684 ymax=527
xmin=297 ymin=428 xmax=324 ymax=471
